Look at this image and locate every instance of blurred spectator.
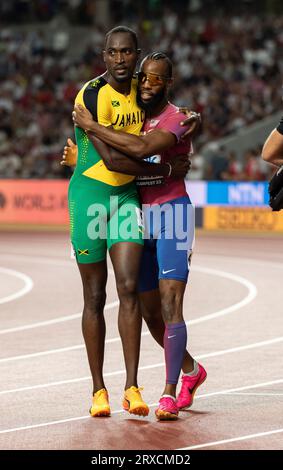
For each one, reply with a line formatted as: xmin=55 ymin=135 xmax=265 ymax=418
xmin=204 ymin=144 xmax=273 ymax=181
xmin=207 ymin=145 xmax=230 ymax=180
xmin=220 ymin=151 xmax=243 ymax=181
xmin=242 ymin=147 xmax=271 ymax=181
xmin=189 ymin=150 xmax=205 ymax=180
xmin=0 ymin=3 xmax=282 ymax=179
xmin=0 ymin=25 xmax=105 ymax=178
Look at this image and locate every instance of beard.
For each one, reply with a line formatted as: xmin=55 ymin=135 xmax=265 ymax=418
xmin=136 ymin=87 xmax=166 ymax=112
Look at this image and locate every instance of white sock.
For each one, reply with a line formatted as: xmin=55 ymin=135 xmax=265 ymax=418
xmin=162 ymin=394 xmax=176 ymax=401
xmin=184 ymin=360 xmax=199 ymax=377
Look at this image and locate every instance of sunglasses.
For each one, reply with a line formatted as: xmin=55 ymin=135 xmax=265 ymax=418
xmin=138 ymin=71 xmax=170 ymax=86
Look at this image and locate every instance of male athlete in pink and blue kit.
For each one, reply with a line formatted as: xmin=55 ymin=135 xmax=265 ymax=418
xmin=72 ymin=52 xmax=207 ymax=420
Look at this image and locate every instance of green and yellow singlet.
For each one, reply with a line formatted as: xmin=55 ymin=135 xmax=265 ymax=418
xmin=68 ymin=75 xmax=145 ymax=264
xmin=73 ymin=75 xmax=145 ymax=186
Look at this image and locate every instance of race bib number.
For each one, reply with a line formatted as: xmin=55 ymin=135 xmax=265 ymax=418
xmin=135 ymin=154 xmax=164 ymax=187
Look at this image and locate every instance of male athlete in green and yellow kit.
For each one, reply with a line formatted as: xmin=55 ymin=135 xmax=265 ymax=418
xmin=70 ymin=59 xmax=146 ymax=262
xmin=69 ymin=26 xmax=191 ymax=418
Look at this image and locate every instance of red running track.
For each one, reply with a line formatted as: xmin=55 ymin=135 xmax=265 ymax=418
xmin=0 ymin=230 xmax=283 ymax=450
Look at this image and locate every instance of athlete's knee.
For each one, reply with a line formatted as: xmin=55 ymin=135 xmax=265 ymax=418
xmin=160 ymin=286 xmax=183 ymax=323
xmin=116 ymin=277 xmax=138 ymax=301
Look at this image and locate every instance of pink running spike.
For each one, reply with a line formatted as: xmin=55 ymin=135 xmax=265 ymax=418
xmin=176 ymin=363 xmax=207 ymax=410
xmin=155 ymin=396 xmax=179 ymax=421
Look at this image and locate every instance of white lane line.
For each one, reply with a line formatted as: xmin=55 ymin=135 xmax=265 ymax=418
xmin=0 ymin=252 xmax=113 ymax=270
xmin=0 ymin=264 xmax=257 ymax=349
xmin=2 ymin=311 xmax=278 ymax=365
xmin=189 ymin=267 xmax=257 ymax=326
xmin=195 ymin=378 xmax=283 ymax=400
xmin=197 ymin=255 xmax=283 ymax=272
xmin=0 ymin=328 xmax=149 ymax=364
xmin=0 ymin=267 xmax=33 ymax=305
xmin=0 ymin=254 xmax=75 ymax=267
xmin=1 ymin=378 xmax=282 ymax=435
xmin=179 ymin=428 xmax=283 ymax=450
xmin=224 ymin=393 xmax=283 ymax=397
xmin=3 ymin=251 xmax=283 ymax=271
xmin=197 ymin=335 xmax=283 ymax=360
xmin=0 ymin=415 xmax=91 ymax=434
xmin=0 ymin=301 xmax=118 ymax=335
xmin=0 ymin=314 xmax=82 ymax=335
xmin=0 ymin=345 xmax=84 ymax=364
xmin=0 ymin=253 xmax=116 ymax=279
xmin=1 ymin=336 xmax=282 ymax=394
xmin=3 ymin=252 xmax=281 ymax=335
xmin=2 ymin=301 xmax=278 ymax=366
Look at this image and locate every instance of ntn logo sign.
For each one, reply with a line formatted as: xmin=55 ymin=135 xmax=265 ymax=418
xmin=228 ymin=183 xmax=267 ymax=205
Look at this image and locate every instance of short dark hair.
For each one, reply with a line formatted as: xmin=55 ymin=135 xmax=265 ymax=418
xmin=104 ymin=26 xmax=138 ymax=50
xmin=143 ymin=52 xmax=173 ymax=78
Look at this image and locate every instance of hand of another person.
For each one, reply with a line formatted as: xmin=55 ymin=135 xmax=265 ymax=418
xmin=60 ymin=138 xmax=78 ymax=167
xmin=169 ymin=154 xmax=192 ymax=178
xmin=72 ymin=104 xmax=94 ymax=130
xmin=178 ymin=107 xmax=201 ymax=139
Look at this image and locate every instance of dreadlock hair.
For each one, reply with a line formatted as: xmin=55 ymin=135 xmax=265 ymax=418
xmin=142 ymin=52 xmax=173 ymax=78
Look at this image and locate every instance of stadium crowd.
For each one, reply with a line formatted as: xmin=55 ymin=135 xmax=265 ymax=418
xmin=0 ymin=1 xmax=282 ymax=179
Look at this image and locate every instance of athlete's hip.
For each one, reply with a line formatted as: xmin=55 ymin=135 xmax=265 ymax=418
xmin=142 ymin=195 xmax=194 ymax=241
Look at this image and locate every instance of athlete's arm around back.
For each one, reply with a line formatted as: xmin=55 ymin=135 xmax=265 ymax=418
xmin=72 ymin=104 xmax=177 ymax=159
xmin=86 ymin=132 xmax=191 ymax=178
